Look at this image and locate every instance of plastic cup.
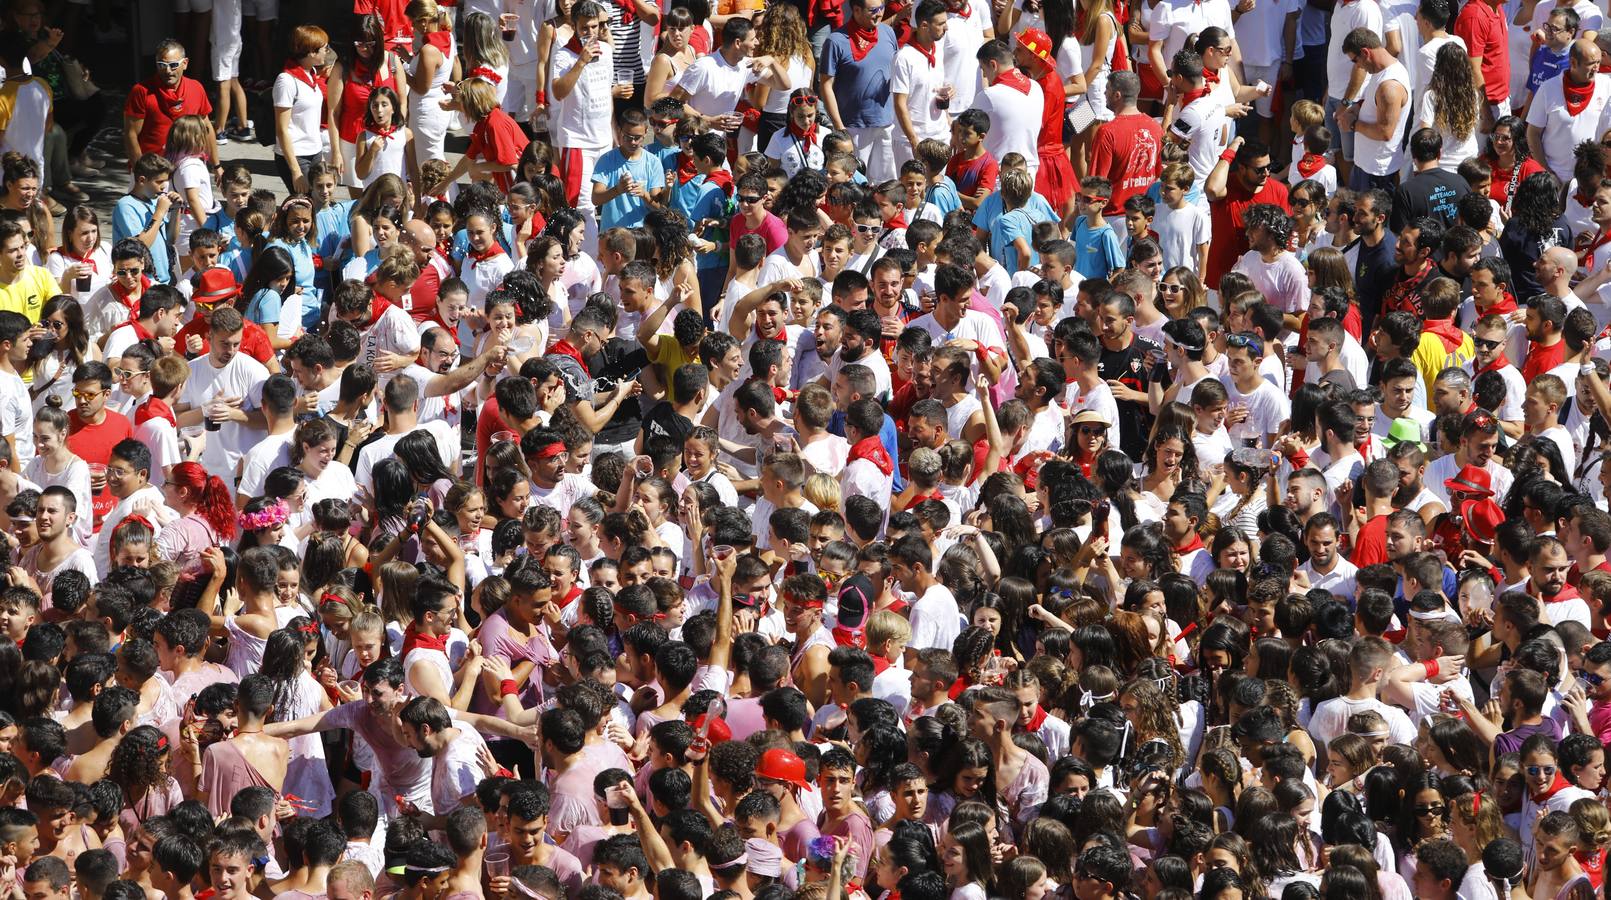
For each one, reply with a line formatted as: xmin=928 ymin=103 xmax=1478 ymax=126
xmin=339 ymin=680 xmax=360 ymax=695
xmin=712 ymin=545 xmax=735 ymax=561
xmin=486 ymin=850 xmax=511 ymax=877
xmin=491 ymin=430 xmax=518 ymax=445
xmin=88 ymin=463 xmax=107 ymax=493
xmin=507 ymin=334 xmax=536 ymax=355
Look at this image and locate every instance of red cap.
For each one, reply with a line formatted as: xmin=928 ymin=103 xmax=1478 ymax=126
xmin=1460 ymin=497 xmax=1505 ymax=545
xmin=1016 ymin=28 xmax=1054 ymax=69
xmin=756 ymin=748 xmax=812 ymax=790
xmin=1444 ymin=464 xmax=1494 ymax=499
xmin=192 ymin=267 xmax=241 ymax=306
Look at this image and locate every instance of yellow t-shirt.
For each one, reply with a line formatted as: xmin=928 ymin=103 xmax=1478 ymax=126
xmin=0 ymin=265 xmax=59 ymax=323
xmin=1413 ymin=331 xmax=1475 ymax=399
xmin=649 ymin=333 xmax=697 ymax=403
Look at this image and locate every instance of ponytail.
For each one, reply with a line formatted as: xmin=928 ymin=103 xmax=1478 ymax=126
xmin=171 ymin=461 xmax=239 ymax=540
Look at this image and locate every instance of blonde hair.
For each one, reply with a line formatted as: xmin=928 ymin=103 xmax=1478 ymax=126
xmin=456 ymin=76 xmax=500 ymax=120
xmin=316 ymin=584 xmax=363 ymax=623
xmin=756 ymin=3 xmax=813 ymax=65
xmin=373 ymin=242 xmax=421 ymax=285
xmin=1161 ymin=162 xmax=1195 ymax=190
xmin=867 ymin=609 xmax=912 ymax=648
xmin=1573 ymin=798 xmax=1611 ymax=849
xmin=1291 ymin=100 xmax=1325 ymax=133
xmin=803 ymin=472 xmax=841 ymax=512
xmin=348 ymin=607 xmax=386 ymax=642
xmin=164 ymin=115 xmax=215 ymax=164
xmin=1000 ymin=168 xmax=1033 ymax=210
xmin=1529 ymin=373 xmax=1567 ymax=409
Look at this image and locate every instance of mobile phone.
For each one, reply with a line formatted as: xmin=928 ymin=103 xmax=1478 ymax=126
xmin=1091 ymin=498 xmax=1111 ymax=534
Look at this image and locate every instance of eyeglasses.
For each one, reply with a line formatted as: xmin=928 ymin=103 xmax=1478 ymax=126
xmin=855 ymin=224 xmax=881 ymax=234
xmin=1415 ymin=803 xmax=1447 ymax=816
xmin=105 ymin=466 xmax=134 ymax=479
xmin=620 ymin=130 xmax=647 ymax=143
xmin=1527 ymin=765 xmax=1558 ymax=777
xmin=1473 ymin=337 xmax=1502 ymax=351
xmin=790 ymin=94 xmax=819 ymax=106
xmin=43 ymin=320 xmax=65 ymax=331
xmin=1159 ymin=283 xmax=1184 ymax=294
xmin=1292 ymin=197 xmax=1313 ymax=208
xmin=115 ymin=267 xmax=144 ymax=277
xmin=738 ymin=194 xmax=763 ymax=205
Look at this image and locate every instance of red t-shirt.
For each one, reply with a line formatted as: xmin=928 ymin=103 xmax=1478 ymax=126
xmin=1090 ymin=113 xmax=1163 ymax=216
xmin=474 ymin=395 xmax=511 ymax=484
xmin=1352 ymin=513 xmax=1391 ymax=567
xmin=1031 ymin=68 xmax=1065 ymax=154
xmin=1523 ymin=338 xmax=1566 ymax=382
xmin=1488 ymin=158 xmax=1546 ymax=204
xmin=468 ymin=108 xmax=531 ymax=193
xmin=1208 ymin=176 xmax=1291 ymax=289
xmin=175 ymin=317 xmax=276 ymax=364
xmin=68 ymin=409 xmax=134 ymax=530
xmin=947 ymin=152 xmax=999 ymax=199
xmin=123 ymin=78 xmax=214 ymax=159
xmin=1454 ymin=0 xmax=1510 ymax=103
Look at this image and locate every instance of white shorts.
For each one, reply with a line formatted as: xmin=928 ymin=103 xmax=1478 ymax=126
xmin=1243 ymin=63 xmax=1280 ymax=117
xmin=411 ymin=94 xmax=453 ymax=168
xmin=175 ymin=0 xmax=215 ymax=13
xmin=243 ymin=0 xmax=278 ymax=19
xmin=340 ymin=138 xmax=359 ymax=187
xmin=848 ymin=126 xmax=895 ymax=183
xmin=503 ymin=68 xmax=535 ymax=122
xmin=211 ymin=0 xmax=243 ymax=80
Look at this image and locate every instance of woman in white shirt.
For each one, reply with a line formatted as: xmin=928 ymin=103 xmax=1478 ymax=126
xmin=747 ymin=5 xmax=816 ymax=154
xmin=406 ymin=0 xmax=459 ymax=170
xmin=460 ymin=12 xmax=511 ymax=106
xmin=274 ymin=26 xmax=337 ymax=193
xmin=1416 ymin=42 xmax=1481 ymax=175
xmin=46 ymin=206 xmax=111 ymax=303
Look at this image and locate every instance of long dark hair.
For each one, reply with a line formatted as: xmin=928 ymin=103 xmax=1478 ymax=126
xmin=239 ymin=245 xmax=297 ymax=313
xmin=260 ymin=621 xmax=317 ymax=724
xmin=395 ymin=430 xmax=452 ymax=487
xmin=1509 ymin=171 xmax=1563 ymax=235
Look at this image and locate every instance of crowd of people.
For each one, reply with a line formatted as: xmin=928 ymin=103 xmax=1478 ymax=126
xmin=0 ymin=0 xmax=1605 ymax=896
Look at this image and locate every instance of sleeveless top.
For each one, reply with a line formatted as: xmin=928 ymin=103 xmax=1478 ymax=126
xmin=337 ymin=54 xmax=399 ymax=144
xmin=410 ymin=31 xmax=455 ymax=102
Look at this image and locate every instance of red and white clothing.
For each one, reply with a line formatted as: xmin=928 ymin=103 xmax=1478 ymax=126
xmin=551 ymin=39 xmax=616 ymax=239
xmin=1526 ymin=73 xmax=1611 ymax=183
xmin=975 ymin=69 xmax=1044 ymax=174
xmin=891 ymin=40 xmax=950 ymax=164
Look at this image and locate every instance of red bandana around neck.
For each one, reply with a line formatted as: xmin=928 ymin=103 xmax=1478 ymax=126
xmin=705 ymin=168 xmax=736 ymax=196
xmin=1201 ymin=66 xmax=1220 ymax=85
xmin=1173 ymin=534 xmax=1205 ymax=555
xmin=847 ymin=25 xmax=881 ymax=61
xmin=1476 ymin=351 xmax=1512 ymax=374
xmin=786 ymin=119 xmax=819 ymax=144
xmin=400 ymin=624 xmax=450 ymax=657
xmin=1019 ymin=704 xmax=1049 ymax=732
xmin=135 ymin=397 xmax=177 ymax=428
xmin=367 ymin=291 xmax=394 ymax=328
xmin=548 ymin=338 xmax=591 ymax=375
xmin=61 ymin=248 xmax=97 ymax=272
xmin=992 ymin=68 xmax=1032 ymax=94
xmin=111 ymin=275 xmax=151 ymax=309
xmin=1565 ymin=76 xmax=1597 ymax=116
xmin=676 ymin=151 xmax=699 ymax=185
xmin=1179 ymin=86 xmax=1211 ymax=108
xmin=1295 ymin=152 xmax=1327 ymax=179
xmin=469 ymin=244 xmax=507 ymax=266
xmin=283 ymin=62 xmax=328 ymax=96
xmin=884 ymin=209 xmax=908 ymax=229
xmin=1423 ymin=317 xmax=1466 ymax=353
xmin=902 ymin=35 xmax=936 ymax=67
xmin=1532 ymin=769 xmax=1574 ymax=803
xmin=849 ymin=435 xmax=894 ymax=475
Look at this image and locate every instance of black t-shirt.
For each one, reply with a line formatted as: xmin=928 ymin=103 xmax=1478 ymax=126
xmin=1500 ymin=216 xmax=1571 ymax=301
xmin=1351 ymin=233 xmax=1397 ymax=336
xmin=587 ymin=338 xmax=651 ymax=445
xmin=1098 ymin=333 xmax=1163 ymax=458
xmin=643 ymin=402 xmax=695 ymax=448
xmin=1391 ymin=170 xmax=1470 ymax=231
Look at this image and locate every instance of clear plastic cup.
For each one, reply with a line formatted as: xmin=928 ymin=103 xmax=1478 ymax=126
xmin=486 ymin=850 xmax=512 ymax=877
xmin=712 ymin=545 xmax=735 ymax=561
xmin=491 ymin=430 xmax=518 ymax=445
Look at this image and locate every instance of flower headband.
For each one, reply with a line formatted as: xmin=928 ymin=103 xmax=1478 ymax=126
xmin=239 ymin=499 xmax=289 ymax=532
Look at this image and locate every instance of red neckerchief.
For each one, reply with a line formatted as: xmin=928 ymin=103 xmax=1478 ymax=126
xmin=548 ymin=339 xmax=591 ymax=375
xmin=566 ymin=35 xmax=585 ymax=54
xmin=884 ymin=209 xmax=908 ymax=229
xmin=847 ymin=25 xmax=881 ymax=61
xmin=370 ymin=123 xmax=400 ymax=139
xmin=902 ymin=35 xmax=936 ymax=67
xmin=1565 ymin=75 xmax=1596 ymax=116
xmin=1358 ymin=433 xmax=1373 ymax=458
xmin=908 ymin=490 xmax=944 ymax=504
xmin=468 ymin=244 xmax=507 ymax=267
xmin=367 ymin=291 xmax=394 ymax=328
xmin=149 ymin=78 xmax=189 ymax=117
xmin=1296 ymin=152 xmax=1327 ymax=179
xmin=1423 ymin=317 xmax=1466 ymax=353
xmin=111 ymin=276 xmax=151 ymax=310
xmin=134 ymin=397 xmax=177 ymax=428
xmin=1019 ymin=704 xmax=1049 ymax=732
xmin=400 ymin=623 xmax=450 ymax=657
xmin=283 ymin=62 xmax=328 ymax=96
xmin=676 ymin=151 xmax=699 ymax=185
xmin=756 ymin=324 xmax=786 ymax=344
xmin=946 ymin=674 xmax=975 ymax=700
xmin=1201 ymin=66 xmax=1220 ymax=86
xmin=1480 ymin=291 xmax=1519 ymax=316
xmin=832 ymin=624 xmax=866 ymax=648
xmin=849 ymin=435 xmax=893 ymax=475
xmin=559 ymin=584 xmax=584 ymax=608
xmin=425 ymin=30 xmax=453 ymax=55
xmin=786 ymin=119 xmax=819 ymax=146
xmin=469 ymin=65 xmax=503 ymax=84
xmin=992 ymin=68 xmax=1032 ymax=94
xmin=1532 ymin=769 xmax=1574 ymax=803
xmin=1476 ymin=351 xmax=1512 ymax=374
xmin=1578 ymin=227 xmax=1611 ymax=270
xmin=1173 ymin=534 xmax=1204 ymax=554
xmin=705 ymin=169 xmax=735 ymax=197
xmin=60 ymin=248 xmax=97 ymax=273
xmin=770 ymin=385 xmax=795 ymax=406
xmin=128 ymin=315 xmax=153 ymax=339
xmin=613 ymin=0 xmax=638 ymax=26
xmin=1179 ymin=86 xmax=1211 ymax=107
xmin=869 ymin=654 xmax=891 ymax=675
xmin=1537 ymin=581 xmax=1583 ymax=604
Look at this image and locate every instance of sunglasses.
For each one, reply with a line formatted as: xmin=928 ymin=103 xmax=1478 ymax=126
xmin=790 ymin=94 xmax=819 ymax=106
xmin=1292 ymin=197 xmax=1313 ymax=208
xmin=1159 ymin=283 xmax=1184 ymax=293
xmin=1226 ymin=333 xmax=1260 ymax=349
xmin=1415 ymin=804 xmax=1447 ymax=816
xmin=1473 ymin=338 xmax=1502 ymax=351
xmin=1078 ymin=425 xmax=1106 ymax=436
xmin=1245 ymin=163 xmax=1273 ymax=174
xmin=1527 ymin=765 xmax=1557 ymax=777
xmin=155 ymin=60 xmax=184 ymax=71
xmin=115 ymin=267 xmax=144 ymax=277
xmin=738 ymin=194 xmax=763 ymax=205
xmin=855 ymin=224 xmax=881 ymax=234
xmin=1584 ymin=672 xmax=1607 ymax=687
xmin=113 ymin=368 xmax=145 ymax=380
xmin=71 ymin=389 xmax=104 ymax=402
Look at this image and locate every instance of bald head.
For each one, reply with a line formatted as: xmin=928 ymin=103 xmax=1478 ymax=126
xmin=1547 ymin=246 xmax=1578 ymax=270
xmin=1572 ymin=38 xmax=1603 ymax=78
xmin=403 ymin=220 xmax=437 ymax=258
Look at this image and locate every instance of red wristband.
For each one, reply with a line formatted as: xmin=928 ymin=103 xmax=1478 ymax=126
xmin=1220 ymin=149 xmax=1238 ymax=163
xmin=499 ymin=679 xmax=518 ymax=697
xmin=1423 ymin=658 xmax=1440 ymax=679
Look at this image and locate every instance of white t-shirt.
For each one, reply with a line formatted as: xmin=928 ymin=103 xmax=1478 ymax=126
xmin=172 ymin=156 xmax=219 ymax=255
xmin=354 ymin=422 xmax=457 ymax=494
xmin=0 ymin=79 xmax=49 ymax=166
xmin=236 ymin=431 xmax=295 ymax=499
xmin=1173 ymin=97 xmax=1231 ymax=190
xmin=0 ymin=371 xmax=32 ymax=470
xmin=550 ymin=42 xmax=616 ymax=150
xmin=1224 ymin=377 xmax=1290 ymax=446
xmin=677 ymin=52 xmax=758 ymax=118
xmin=182 ymin=353 xmax=270 ymax=491
xmin=1327 ymin=0 xmax=1384 ymax=100
xmin=891 ymin=44 xmax=950 ymax=144
xmin=1155 ymin=203 xmax=1211 ymax=271
xmin=271 ymin=70 xmax=326 ymax=157
xmin=975 ymin=78 xmax=1044 ymax=174
xmin=908 ymin=582 xmax=961 ymax=652
xmin=937 ymin=0 xmax=990 ymax=111
xmin=359 ymin=304 xmax=423 ymax=374
xmin=133 ymin=416 xmax=181 ymax=488
xmin=1525 ymin=73 xmax=1611 ymax=183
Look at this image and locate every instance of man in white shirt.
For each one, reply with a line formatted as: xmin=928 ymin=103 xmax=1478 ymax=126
xmin=1325 ymin=0 xmax=1384 ymax=175
xmin=827 ymin=310 xmax=893 ymax=399
xmin=329 ymin=274 xmax=421 ymax=384
xmin=973 ymin=39 xmax=1043 ymax=175
xmin=551 ymin=1 xmax=619 ymax=243
xmin=1299 ymin=513 xmax=1358 ymax=600
xmin=840 ymin=398 xmax=895 ymax=505
xmin=908 ymin=263 xmax=1008 ymax=381
xmin=1307 ymin=636 xmax=1419 ymax=749
xmin=1526 ymin=39 xmax=1611 ymax=184
xmin=234 ymin=373 xmax=299 ymax=506
xmin=891 ymin=1 xmax=952 ymax=167
xmin=398 ymin=696 xmax=490 ymax=819
xmin=353 ymin=376 xmax=459 ymax=495
xmin=175 ymin=307 xmax=269 ymax=494
xmin=891 ymin=534 xmax=959 ymax=660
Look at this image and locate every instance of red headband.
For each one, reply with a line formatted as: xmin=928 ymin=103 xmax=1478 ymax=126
xmin=299 ymin=623 xmax=320 ymax=635
xmin=155 ymin=735 xmax=169 ymax=751
xmin=534 ymin=442 xmax=566 ymax=460
xmin=319 ymin=593 xmax=347 ymax=609
xmin=785 ymin=593 xmax=825 ymax=610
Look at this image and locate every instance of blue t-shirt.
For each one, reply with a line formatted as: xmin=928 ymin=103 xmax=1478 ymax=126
xmin=1073 ymin=217 xmax=1125 ymax=279
xmin=820 ymin=26 xmax=897 ymax=128
xmin=266 ymin=238 xmax=321 ymax=329
xmin=593 ymin=148 xmax=667 ymax=231
xmin=672 ymin=176 xmax=731 ymax=271
xmin=244 ymin=287 xmax=283 ymax=327
xmin=113 ymin=195 xmax=172 ymax=284
xmin=927 ymin=178 xmax=963 ymax=218
xmin=316 ymin=199 xmax=355 ymax=279
xmin=1529 ymin=44 xmax=1571 ymax=95
xmin=651 ymin=140 xmax=680 ymax=177
xmin=990 ymin=209 xmax=1039 ymax=270
xmin=973 ymin=191 xmax=1057 ymax=236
